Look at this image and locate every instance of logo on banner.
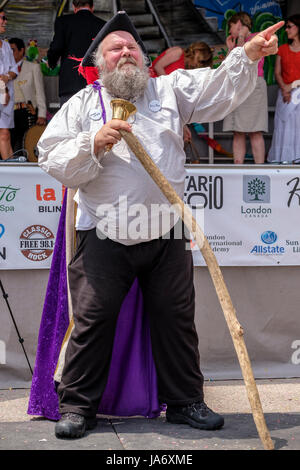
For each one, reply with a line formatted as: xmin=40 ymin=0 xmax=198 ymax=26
xmin=243 ymin=176 xmax=270 ymax=203
xmin=241 ymin=175 xmax=271 ymax=218
xmin=35 ymin=184 xmax=63 ymax=213
xmin=19 ymin=225 xmax=55 ymax=261
xmin=260 ymin=231 xmax=277 ymax=244
xmin=286 ymin=239 xmax=300 ymax=253
xmin=250 ymin=231 xmax=284 ymax=255
xmin=0 ymin=184 xmax=20 ymax=212
xmin=287 ymin=177 xmax=300 ymax=207
xmin=0 ymin=224 xmax=5 ymax=238
xmin=184 ymin=175 xmax=223 ymax=209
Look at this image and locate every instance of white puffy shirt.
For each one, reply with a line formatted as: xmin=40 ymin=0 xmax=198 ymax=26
xmin=38 ymin=47 xmax=258 ymax=245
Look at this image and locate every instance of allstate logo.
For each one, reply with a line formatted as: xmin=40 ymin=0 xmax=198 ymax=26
xmin=261 ymin=231 xmax=277 ymax=244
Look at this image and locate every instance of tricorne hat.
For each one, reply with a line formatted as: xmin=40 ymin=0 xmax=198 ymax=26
xmin=81 ymin=10 xmax=149 ymax=67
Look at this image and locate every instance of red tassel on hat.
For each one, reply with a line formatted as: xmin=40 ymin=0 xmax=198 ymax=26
xmin=69 ymin=55 xmax=99 ymax=84
xmin=79 ymin=64 xmax=99 ymax=84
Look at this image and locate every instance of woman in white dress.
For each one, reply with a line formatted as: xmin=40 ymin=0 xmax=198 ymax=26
xmin=268 ymin=15 xmax=300 ymax=163
xmin=0 ymin=8 xmax=18 ymax=160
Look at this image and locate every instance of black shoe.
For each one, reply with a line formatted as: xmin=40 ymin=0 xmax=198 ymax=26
xmin=166 ymin=401 xmax=224 ymax=430
xmin=55 ymin=412 xmax=97 ymax=439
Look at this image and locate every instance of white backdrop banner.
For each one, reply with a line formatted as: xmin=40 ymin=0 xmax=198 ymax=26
xmin=1 ymin=165 xmax=300 ymax=269
xmin=0 ymin=165 xmax=63 ymax=270
xmin=185 ymin=166 xmax=300 ymax=266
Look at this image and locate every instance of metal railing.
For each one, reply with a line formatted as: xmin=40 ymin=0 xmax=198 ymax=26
xmin=112 ymin=0 xmax=120 ymax=15
xmin=145 ymin=0 xmax=172 ymax=48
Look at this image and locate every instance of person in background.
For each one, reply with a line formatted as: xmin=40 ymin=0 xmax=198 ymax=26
xmin=223 ymin=12 xmax=268 ymax=164
xmin=9 ymin=37 xmax=47 ymax=153
xmin=47 ymin=0 xmax=106 ymax=106
xmin=0 ymin=8 xmax=18 ymax=160
xmin=268 ymin=14 xmax=300 ymax=163
xmin=150 ymin=42 xmax=213 ymax=77
xmin=150 ymin=42 xmax=213 ymax=143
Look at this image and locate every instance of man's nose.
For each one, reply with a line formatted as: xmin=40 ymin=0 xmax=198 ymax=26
xmin=121 ymin=46 xmax=131 ymax=56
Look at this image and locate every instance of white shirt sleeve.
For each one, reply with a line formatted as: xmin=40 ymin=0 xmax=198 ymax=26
xmin=166 ymin=46 xmax=259 ymax=125
xmin=38 ymin=91 xmax=104 ymax=188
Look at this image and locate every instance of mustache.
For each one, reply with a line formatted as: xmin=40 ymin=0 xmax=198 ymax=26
xmin=117 ymin=56 xmax=137 ymax=68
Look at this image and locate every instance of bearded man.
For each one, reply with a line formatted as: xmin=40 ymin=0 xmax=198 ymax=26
xmin=38 ymin=12 xmax=283 ymax=439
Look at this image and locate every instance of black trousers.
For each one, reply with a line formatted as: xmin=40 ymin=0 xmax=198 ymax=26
xmin=58 ymin=226 xmax=204 ymax=418
xmin=10 ymin=108 xmax=36 ymax=153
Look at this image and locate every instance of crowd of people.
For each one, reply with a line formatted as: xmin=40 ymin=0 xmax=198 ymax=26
xmin=0 ymin=6 xmax=47 ymax=160
xmin=0 ymin=1 xmax=299 ymax=164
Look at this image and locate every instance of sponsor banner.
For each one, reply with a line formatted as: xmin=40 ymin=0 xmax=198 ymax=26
xmin=185 ymin=167 xmax=300 ymax=266
xmin=1 ymin=166 xmax=300 ymax=269
xmin=0 ymin=166 xmax=64 ymax=270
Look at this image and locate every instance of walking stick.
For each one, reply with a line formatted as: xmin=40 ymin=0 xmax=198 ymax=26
xmin=111 ymin=99 xmax=274 ymax=450
xmin=54 ymin=188 xmax=76 ymax=381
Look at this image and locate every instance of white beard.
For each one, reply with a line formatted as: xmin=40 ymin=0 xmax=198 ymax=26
xmin=100 ymin=57 xmax=149 ymax=102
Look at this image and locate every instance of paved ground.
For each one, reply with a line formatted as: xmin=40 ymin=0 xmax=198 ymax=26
xmin=0 ymin=378 xmax=300 ymax=452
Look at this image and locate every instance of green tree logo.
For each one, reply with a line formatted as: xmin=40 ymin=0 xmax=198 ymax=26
xmin=248 ymin=177 xmax=266 ymax=201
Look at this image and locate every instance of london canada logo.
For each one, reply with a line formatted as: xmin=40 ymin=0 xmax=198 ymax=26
xmin=241 ymin=175 xmax=271 ymax=217
xmin=250 ymin=231 xmax=284 ymax=255
xmin=20 ymin=225 xmax=55 ymax=261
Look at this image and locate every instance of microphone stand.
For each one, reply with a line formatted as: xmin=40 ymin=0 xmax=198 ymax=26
xmin=0 ymin=279 xmax=33 ymax=375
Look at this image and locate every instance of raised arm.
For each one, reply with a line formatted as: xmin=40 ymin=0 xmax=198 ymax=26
xmin=244 ymin=21 xmax=284 ymax=61
xmin=153 ymin=47 xmax=183 ymax=76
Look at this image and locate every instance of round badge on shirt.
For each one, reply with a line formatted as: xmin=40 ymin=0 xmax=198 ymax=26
xmin=89 ymin=109 xmax=102 ymax=121
xmin=149 ymin=100 xmax=161 ymax=112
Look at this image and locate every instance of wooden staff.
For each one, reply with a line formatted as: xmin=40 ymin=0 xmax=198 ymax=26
xmin=54 ymin=187 xmax=76 ymax=381
xmin=113 ymin=100 xmax=274 ymax=450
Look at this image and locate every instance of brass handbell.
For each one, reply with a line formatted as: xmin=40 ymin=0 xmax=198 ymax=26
xmin=105 ymin=99 xmax=137 ymax=151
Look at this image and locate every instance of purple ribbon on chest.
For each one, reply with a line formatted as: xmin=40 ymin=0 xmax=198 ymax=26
xmin=92 ymin=81 xmax=107 ymax=124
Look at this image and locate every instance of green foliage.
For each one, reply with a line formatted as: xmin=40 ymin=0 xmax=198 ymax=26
xmin=222 ymin=9 xmax=237 ymax=37
xmin=212 ymin=47 xmax=227 ymax=69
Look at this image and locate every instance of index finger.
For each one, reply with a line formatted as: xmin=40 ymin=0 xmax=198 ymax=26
xmin=262 ymin=21 xmax=285 ymax=40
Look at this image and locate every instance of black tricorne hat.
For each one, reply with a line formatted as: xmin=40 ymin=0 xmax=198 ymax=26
xmin=82 ymin=10 xmax=149 ymax=67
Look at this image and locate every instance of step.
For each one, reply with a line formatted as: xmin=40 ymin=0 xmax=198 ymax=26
xmin=119 ymin=0 xmax=147 ymax=14
xmin=93 ymin=0 xmax=114 ymax=12
xmin=137 ymin=25 xmax=161 ymax=38
xmin=130 ymin=14 xmax=154 ymax=26
xmin=94 ymin=11 xmax=113 ymax=21
xmin=143 ymin=38 xmax=166 ymax=53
